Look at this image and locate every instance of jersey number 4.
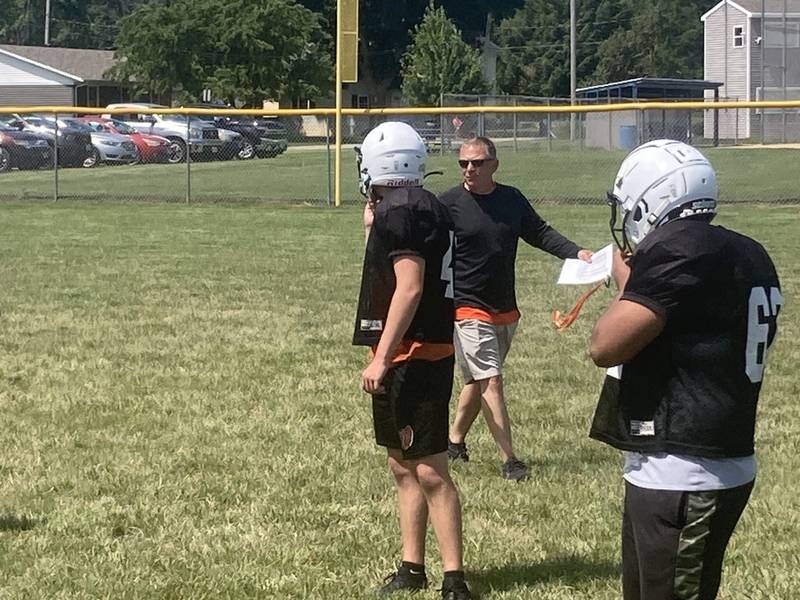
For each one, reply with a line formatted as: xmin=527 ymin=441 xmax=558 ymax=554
xmin=440 ymin=231 xmax=454 ymax=299
xmin=746 ymin=286 xmax=783 ymax=383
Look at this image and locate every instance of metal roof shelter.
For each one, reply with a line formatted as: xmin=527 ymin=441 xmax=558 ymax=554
xmin=576 ymin=77 xmax=725 ymax=146
xmin=576 ymin=77 xmax=723 ymax=101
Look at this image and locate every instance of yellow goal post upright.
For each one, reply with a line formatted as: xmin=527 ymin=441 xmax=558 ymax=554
xmin=335 ymin=0 xmax=359 ymax=207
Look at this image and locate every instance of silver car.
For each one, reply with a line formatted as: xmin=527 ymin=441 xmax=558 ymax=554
xmin=104 ymin=103 xmax=224 ymax=163
xmin=61 ymin=118 xmax=139 ymax=165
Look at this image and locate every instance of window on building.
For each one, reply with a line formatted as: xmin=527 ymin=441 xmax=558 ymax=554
xmin=733 ymin=26 xmax=745 ymax=47
xmin=351 ymin=94 xmax=369 ymax=109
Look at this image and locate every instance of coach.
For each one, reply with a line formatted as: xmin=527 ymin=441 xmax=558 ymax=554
xmin=440 ymin=136 xmax=592 ymax=481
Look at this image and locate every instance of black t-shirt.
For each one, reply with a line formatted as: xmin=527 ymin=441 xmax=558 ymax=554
xmin=590 ymin=218 xmax=782 ymax=457
xmin=352 ymin=187 xmax=454 ymax=347
xmin=439 ymin=183 xmax=580 ymax=313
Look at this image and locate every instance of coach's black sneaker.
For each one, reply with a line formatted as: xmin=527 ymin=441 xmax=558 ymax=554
xmin=447 ymin=440 xmax=469 ymax=462
xmin=440 ymin=577 xmax=472 ymax=600
xmin=378 ymin=564 xmax=428 ymax=595
xmin=501 ymin=457 xmax=529 ymax=481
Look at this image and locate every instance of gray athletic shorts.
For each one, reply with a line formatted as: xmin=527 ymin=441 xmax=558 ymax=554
xmin=453 ymin=319 xmax=518 ymax=383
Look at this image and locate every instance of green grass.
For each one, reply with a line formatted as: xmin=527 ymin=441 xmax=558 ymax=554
xmin=2 ymin=144 xmax=800 ymax=204
xmin=0 ymin=201 xmax=798 ymax=599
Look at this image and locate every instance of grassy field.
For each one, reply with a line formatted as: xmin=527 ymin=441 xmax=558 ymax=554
xmin=0 ymin=200 xmax=798 ymax=599
xmin=2 ymin=144 xmax=800 ymax=205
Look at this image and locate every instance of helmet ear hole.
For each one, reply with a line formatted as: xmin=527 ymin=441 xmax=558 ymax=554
xmin=633 ymin=205 xmax=643 ymax=222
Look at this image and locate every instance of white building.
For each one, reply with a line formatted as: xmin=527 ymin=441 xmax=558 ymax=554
xmin=0 ymin=44 xmax=141 ymax=108
xmin=702 ymin=0 xmax=800 ymax=141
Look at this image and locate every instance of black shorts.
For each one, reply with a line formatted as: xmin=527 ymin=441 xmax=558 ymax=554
xmin=372 ymin=355 xmax=454 ymax=460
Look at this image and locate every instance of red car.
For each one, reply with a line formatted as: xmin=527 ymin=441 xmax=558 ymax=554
xmin=77 ymin=116 xmax=172 ymax=163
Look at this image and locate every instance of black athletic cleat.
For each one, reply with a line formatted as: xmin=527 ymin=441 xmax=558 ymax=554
xmin=447 ymin=440 xmax=469 ymax=462
xmin=440 ymin=578 xmax=472 ymax=600
xmin=378 ymin=565 xmax=428 ymax=595
xmin=501 ymin=457 xmax=529 ymax=481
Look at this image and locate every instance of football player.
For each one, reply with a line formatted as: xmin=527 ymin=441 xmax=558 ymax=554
xmin=353 ymin=121 xmax=471 ymax=599
xmin=589 ymin=139 xmax=782 ymax=600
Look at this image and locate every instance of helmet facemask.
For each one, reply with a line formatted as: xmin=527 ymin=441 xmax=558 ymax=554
xmin=355 ymin=145 xmax=372 ymax=198
xmin=607 ymin=190 xmax=633 ymax=254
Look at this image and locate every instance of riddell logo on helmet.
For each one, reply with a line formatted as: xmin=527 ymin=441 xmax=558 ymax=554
xmin=384 ymin=178 xmax=420 ymax=187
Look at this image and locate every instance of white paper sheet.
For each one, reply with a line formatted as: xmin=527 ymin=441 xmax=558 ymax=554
xmin=557 ymin=243 xmax=613 ymax=285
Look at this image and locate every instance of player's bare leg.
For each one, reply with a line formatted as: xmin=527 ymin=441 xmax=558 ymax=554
xmin=414 ymin=452 xmax=464 ymax=572
xmin=387 ymin=449 xmax=427 ymax=565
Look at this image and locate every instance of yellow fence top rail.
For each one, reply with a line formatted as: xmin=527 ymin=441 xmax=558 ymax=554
xmin=2 ymin=100 xmax=800 ymax=117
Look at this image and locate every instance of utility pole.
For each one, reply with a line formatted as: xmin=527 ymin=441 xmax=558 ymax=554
xmin=482 ymin=13 xmax=498 ymax=94
xmin=570 ymin=0 xmax=577 ymax=141
xmin=44 ymin=0 xmax=51 ymax=45
xmin=782 ymin=0 xmax=787 ymax=143
xmin=760 ymin=0 xmax=765 ymax=144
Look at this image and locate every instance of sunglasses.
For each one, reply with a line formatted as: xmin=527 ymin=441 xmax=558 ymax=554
xmin=458 ymin=158 xmax=492 ymax=168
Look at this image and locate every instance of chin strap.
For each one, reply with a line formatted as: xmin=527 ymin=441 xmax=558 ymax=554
xmin=551 ymin=280 xmax=606 ymax=331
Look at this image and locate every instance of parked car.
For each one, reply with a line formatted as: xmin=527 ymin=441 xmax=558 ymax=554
xmin=61 ymin=118 xmax=138 ymax=165
xmin=187 ymin=104 xmax=284 ymax=159
xmin=11 ymin=114 xmax=96 ymax=168
xmin=200 ymin=123 xmax=243 ymax=161
xmin=77 ymin=116 xmax=171 ymax=163
xmin=401 ymin=117 xmax=452 ymax=153
xmin=0 ymin=117 xmax=52 ymax=172
xmin=249 ymin=117 xmax=289 ymax=157
xmin=103 ymin=103 xmax=224 ymax=163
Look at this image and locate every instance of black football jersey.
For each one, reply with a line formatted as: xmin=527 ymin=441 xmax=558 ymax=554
xmin=439 ymin=184 xmax=580 ymax=313
xmin=590 ymin=218 xmax=782 ymax=457
xmin=353 ymin=187 xmax=454 ymax=347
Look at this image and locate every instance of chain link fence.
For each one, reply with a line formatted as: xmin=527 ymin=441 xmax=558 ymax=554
xmin=2 ymin=104 xmax=799 ymax=205
xmin=445 ymin=93 xmax=800 ymax=147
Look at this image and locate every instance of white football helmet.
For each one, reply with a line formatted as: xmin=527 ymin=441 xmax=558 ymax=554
xmin=356 ymin=121 xmax=427 ymax=196
xmin=608 ymin=139 xmax=718 ymax=251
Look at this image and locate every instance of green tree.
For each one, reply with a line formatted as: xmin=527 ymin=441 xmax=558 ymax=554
xmin=594 ymin=0 xmax=715 ymax=82
xmin=0 ymin=0 xmax=43 ymax=45
xmin=495 ymin=0 xmax=570 ymax=97
xmin=294 ymin=0 xmax=523 ymax=89
xmin=575 ymin=0 xmax=634 ymax=86
xmin=495 ymin=0 xmax=631 ymax=97
xmin=110 ymin=0 xmax=332 ymax=106
xmin=400 ymin=2 xmax=486 ymax=106
xmin=0 ymin=0 xmax=154 ymax=48
xmin=108 ymin=1 xmax=203 ymax=98
xmin=48 ymin=1 xmax=151 ymax=49
xmin=496 ymin=0 xmax=716 ymax=97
